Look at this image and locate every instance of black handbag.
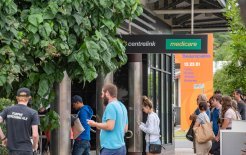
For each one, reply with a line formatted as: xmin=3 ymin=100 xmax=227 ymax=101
xmin=149 ymin=144 xmax=162 ymax=154
xmin=186 ymin=120 xmax=195 ymax=141
xmin=148 ymin=134 xmax=164 ymax=154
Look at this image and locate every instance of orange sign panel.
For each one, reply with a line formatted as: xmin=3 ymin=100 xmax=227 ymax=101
xmin=175 ymin=34 xmax=214 ymax=130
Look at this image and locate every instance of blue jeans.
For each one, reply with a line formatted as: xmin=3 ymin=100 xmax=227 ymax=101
xmin=72 ymin=140 xmax=90 ymax=155
xmin=146 ymin=139 xmax=161 ymax=152
xmin=9 ymin=151 xmax=33 ymax=155
xmin=100 ymin=145 xmax=126 ymax=155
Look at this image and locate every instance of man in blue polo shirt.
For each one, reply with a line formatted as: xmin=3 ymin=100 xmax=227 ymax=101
xmin=88 ymin=83 xmax=128 ymax=155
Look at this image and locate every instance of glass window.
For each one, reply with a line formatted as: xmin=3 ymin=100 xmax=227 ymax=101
xmin=147 ymin=53 xmax=173 ymax=145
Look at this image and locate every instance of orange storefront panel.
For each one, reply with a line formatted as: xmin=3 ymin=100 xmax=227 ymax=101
xmin=175 ymin=34 xmax=214 ymax=130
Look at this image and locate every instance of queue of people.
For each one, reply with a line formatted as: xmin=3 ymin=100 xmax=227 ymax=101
xmin=189 ymin=89 xmax=246 ymax=155
xmin=3 ymin=85 xmax=243 ymax=155
xmin=0 ymin=84 xmax=162 ymax=155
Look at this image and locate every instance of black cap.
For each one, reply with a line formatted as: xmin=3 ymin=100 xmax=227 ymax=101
xmin=71 ymin=95 xmax=83 ymax=104
xmin=17 ymin=87 xmax=31 ymax=97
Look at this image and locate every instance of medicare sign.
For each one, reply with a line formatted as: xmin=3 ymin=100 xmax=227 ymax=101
xmin=166 ymin=39 xmax=202 ymax=51
xmin=120 ymin=35 xmax=207 ymax=54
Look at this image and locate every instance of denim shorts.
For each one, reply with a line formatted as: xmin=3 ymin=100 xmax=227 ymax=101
xmin=146 ymin=139 xmax=161 ymax=152
xmin=100 ymin=145 xmax=126 ymax=155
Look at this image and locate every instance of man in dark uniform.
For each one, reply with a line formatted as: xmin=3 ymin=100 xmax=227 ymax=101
xmin=0 ymin=87 xmax=40 ymax=155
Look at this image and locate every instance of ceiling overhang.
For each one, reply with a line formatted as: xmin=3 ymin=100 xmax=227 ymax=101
xmin=144 ymin=0 xmax=229 ymax=33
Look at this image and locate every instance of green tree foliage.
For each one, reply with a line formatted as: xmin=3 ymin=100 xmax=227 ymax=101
xmin=214 ymin=0 xmax=246 ymax=94
xmin=0 ymin=98 xmax=14 ymax=155
xmin=214 ymin=68 xmax=233 ymax=95
xmin=213 ymin=32 xmax=232 ymax=61
xmin=0 ymin=0 xmax=142 ymax=106
xmin=0 ymin=0 xmax=142 ymax=131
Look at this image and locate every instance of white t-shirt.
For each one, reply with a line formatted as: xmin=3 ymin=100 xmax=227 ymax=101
xmin=224 ymin=108 xmax=237 ymax=128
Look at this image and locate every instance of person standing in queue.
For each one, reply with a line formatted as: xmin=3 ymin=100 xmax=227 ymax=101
xmin=233 ymin=89 xmax=246 ymax=120
xmin=189 ymin=94 xmax=210 ymax=153
xmin=71 ymin=95 xmax=93 ymax=155
xmin=0 ymin=87 xmax=40 ymax=155
xmin=87 ymin=83 xmax=128 ymax=155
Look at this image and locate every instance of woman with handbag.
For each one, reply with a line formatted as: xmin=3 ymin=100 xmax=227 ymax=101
xmin=189 ymin=94 xmax=210 ymax=153
xmin=139 ymin=96 xmax=161 ymax=155
xmin=193 ymin=101 xmax=212 ymax=155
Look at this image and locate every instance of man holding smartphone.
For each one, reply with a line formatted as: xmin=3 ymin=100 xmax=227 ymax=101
xmin=88 ymin=83 xmax=128 ymax=155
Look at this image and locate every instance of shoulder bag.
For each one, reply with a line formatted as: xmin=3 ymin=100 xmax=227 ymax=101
xmin=193 ymin=119 xmax=215 ymax=143
xmin=149 ymin=134 xmax=164 ymax=154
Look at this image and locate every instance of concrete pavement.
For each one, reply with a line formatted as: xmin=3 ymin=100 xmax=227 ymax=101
xmin=174 ymin=125 xmax=195 ymax=155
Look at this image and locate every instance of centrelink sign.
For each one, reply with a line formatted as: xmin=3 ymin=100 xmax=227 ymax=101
xmin=119 ymin=35 xmax=208 ymax=54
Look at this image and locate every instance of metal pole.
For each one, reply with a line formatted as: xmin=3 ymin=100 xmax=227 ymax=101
xmin=191 ymin=0 xmax=194 ymax=34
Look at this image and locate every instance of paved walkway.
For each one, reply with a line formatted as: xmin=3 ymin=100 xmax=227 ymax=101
xmin=175 ymin=148 xmax=195 ymax=155
xmin=174 ymin=125 xmax=195 ymax=155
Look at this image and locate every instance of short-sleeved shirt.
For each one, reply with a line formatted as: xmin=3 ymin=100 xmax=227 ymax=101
xmin=100 ymin=100 xmax=128 ymax=149
xmin=196 ymin=111 xmax=210 ymax=124
xmin=224 ymin=108 xmax=237 ymax=128
xmin=211 ymin=107 xmax=221 ymax=136
xmin=0 ymin=104 xmax=40 ymax=151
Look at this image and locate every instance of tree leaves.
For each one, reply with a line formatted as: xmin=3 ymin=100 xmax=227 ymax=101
xmin=0 ymin=75 xmax=7 ymax=86
xmin=73 ymin=13 xmax=83 ymax=25
xmin=39 ymin=23 xmax=52 ymax=38
xmin=214 ymin=0 xmax=246 ymax=94
xmin=28 ymin=14 xmax=43 ymax=27
xmin=3 ymin=1 xmax=17 ymax=15
xmin=38 ymin=78 xmax=49 ymax=97
xmin=0 ymin=0 xmax=142 ymax=109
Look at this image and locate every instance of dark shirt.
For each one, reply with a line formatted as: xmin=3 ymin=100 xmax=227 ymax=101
xmin=0 ymin=104 xmax=40 ymax=152
xmin=237 ymin=100 xmax=246 ymax=120
xmin=210 ymin=107 xmax=220 ymax=136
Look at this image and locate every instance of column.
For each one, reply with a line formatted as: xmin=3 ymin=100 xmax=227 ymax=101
xmin=128 ymin=54 xmax=143 ymax=155
xmin=50 ymin=71 xmax=71 ymax=155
